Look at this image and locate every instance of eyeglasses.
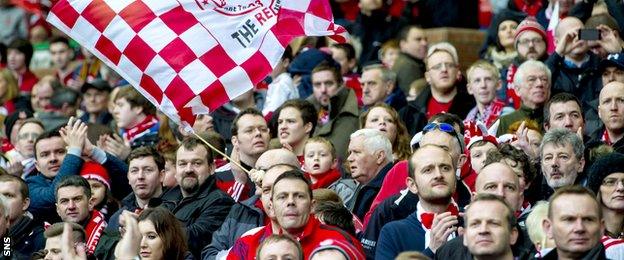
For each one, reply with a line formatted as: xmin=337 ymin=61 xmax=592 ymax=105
xmin=428 ymin=62 xmax=457 ymax=71
xmin=602 ymin=178 xmax=624 ymax=187
xmin=423 ymin=122 xmax=464 ymax=153
xmin=517 ymin=38 xmax=544 ymax=46
xmin=18 ymin=133 xmax=40 ymax=140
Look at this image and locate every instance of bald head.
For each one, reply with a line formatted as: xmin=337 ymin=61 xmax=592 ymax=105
xmin=600 ymin=81 xmax=624 ymax=100
xmin=255 ymin=149 xmax=300 ymax=170
xmin=598 ymin=81 xmax=624 ymax=132
xmin=475 ymin=162 xmax=522 ymax=211
xmin=555 ymin=17 xmax=583 ymax=39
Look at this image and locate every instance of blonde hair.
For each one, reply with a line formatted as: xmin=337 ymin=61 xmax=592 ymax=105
xmin=466 ymin=60 xmax=500 ymax=83
xmin=0 ymin=69 xmax=19 ymax=104
xmin=304 ymin=137 xmax=336 ymax=160
xmin=525 ymin=201 xmax=549 ymax=248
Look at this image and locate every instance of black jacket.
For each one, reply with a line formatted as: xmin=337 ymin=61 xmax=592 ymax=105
xmin=8 ymin=215 xmax=45 ymax=258
xmin=435 ymin=225 xmax=535 ymax=260
xmin=361 ymin=191 xmax=419 ymax=260
xmin=546 ymin=52 xmax=603 ymax=111
xmin=540 ymin=243 xmax=607 ymax=260
xmin=400 ymin=87 xmax=475 ymax=136
xmin=351 ymin=163 xmax=394 ymax=220
xmin=352 ymin=10 xmax=406 ymax=66
xmin=162 ymin=176 xmax=235 ymax=259
xmin=201 ymin=195 xmax=264 ymax=260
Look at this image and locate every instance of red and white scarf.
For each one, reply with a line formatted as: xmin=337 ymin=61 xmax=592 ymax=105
xmin=85 ymin=210 xmax=107 ymax=255
xmin=416 ymin=201 xmax=459 ymax=248
xmin=122 ymin=115 xmax=158 ymax=142
xmin=506 ymin=64 xmax=522 ymax=109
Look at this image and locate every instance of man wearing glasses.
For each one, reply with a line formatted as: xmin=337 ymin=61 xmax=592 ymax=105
xmin=495 ymin=60 xmax=552 ymax=136
xmin=500 ymin=17 xmax=548 ymax=109
xmin=400 ymin=42 xmax=475 ymax=136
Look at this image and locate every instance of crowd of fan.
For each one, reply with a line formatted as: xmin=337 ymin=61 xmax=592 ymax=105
xmin=1 ymin=0 xmax=624 ymax=259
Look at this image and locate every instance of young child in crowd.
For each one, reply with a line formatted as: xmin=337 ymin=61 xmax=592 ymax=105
xmin=303 ymin=137 xmax=341 ymax=190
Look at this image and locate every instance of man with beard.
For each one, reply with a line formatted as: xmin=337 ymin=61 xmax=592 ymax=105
xmin=537 ymin=129 xmax=585 ymax=200
xmin=500 ymin=17 xmax=548 ymax=109
xmin=495 ymin=60 xmax=551 ymax=135
xmin=214 ymin=108 xmax=270 ymax=202
xmin=375 ymin=145 xmax=460 ymax=259
xmin=163 ymin=137 xmax=234 ymax=258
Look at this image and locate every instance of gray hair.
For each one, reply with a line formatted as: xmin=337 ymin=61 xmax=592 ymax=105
xmin=539 ymin=128 xmax=585 ymax=160
xmin=350 ymin=129 xmax=393 ymax=162
xmin=513 ymin=60 xmax=552 ymax=88
xmin=0 ymin=194 xmax=8 ymax=218
xmin=362 ymin=64 xmax=397 ymax=84
xmin=426 ymin=42 xmax=459 ymax=64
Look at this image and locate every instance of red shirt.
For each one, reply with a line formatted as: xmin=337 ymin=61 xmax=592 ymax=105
xmin=228 ymin=217 xmax=365 ymax=260
xmin=426 ymin=97 xmax=452 ymax=120
xmin=18 ymin=70 xmax=38 ymax=93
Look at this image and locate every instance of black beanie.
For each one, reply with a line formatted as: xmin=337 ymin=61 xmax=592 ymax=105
xmin=4 ymin=109 xmax=33 ymax=141
xmin=8 ymin=38 xmax=34 ymax=66
xmin=587 ymin=152 xmax=624 ymax=193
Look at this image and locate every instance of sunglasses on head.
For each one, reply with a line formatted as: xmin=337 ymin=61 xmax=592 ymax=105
xmin=422 ymin=122 xmax=464 ymax=153
xmin=423 ymin=122 xmax=456 ymax=134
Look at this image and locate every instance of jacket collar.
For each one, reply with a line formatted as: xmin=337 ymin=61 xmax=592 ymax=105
xmin=364 ymin=162 xmax=394 ymax=189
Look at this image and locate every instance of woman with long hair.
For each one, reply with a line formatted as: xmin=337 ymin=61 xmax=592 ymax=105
xmin=0 ymin=68 xmax=19 ymax=115
xmin=115 ymin=207 xmax=189 ymax=260
xmin=360 ymin=104 xmax=411 ymax=161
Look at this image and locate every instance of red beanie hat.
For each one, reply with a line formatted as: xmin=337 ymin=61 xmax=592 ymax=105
xmin=514 ymin=17 xmax=547 ymax=44
xmin=80 ymin=162 xmax=111 ymax=190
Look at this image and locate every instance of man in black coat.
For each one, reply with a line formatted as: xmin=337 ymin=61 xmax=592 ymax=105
xmin=400 ymin=42 xmax=474 ymax=136
xmin=162 ymin=137 xmax=234 ymax=259
xmin=1 ymin=174 xmax=44 ymax=257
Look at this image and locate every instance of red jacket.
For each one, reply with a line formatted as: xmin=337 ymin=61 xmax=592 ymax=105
xmin=228 ymin=217 xmax=365 ymax=259
xmin=362 ymin=160 xmax=408 ymax=227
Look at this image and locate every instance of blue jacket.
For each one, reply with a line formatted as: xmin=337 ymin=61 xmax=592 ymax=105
xmin=26 ymin=150 xmax=131 ymax=224
xmin=26 ymin=153 xmax=83 ymax=223
xmin=375 ymin=211 xmax=434 ymax=260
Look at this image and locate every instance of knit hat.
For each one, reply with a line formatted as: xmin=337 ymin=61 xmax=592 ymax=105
xmin=8 ymin=39 xmax=34 ymax=66
xmin=599 ymin=52 xmax=624 ymax=72
xmin=587 ymin=152 xmax=624 ymax=193
xmin=514 ymin=17 xmax=547 ymax=44
xmin=80 ymin=161 xmax=111 ymax=190
xmin=4 ymin=109 xmax=33 ymax=141
xmin=287 ymin=48 xmax=338 ymax=76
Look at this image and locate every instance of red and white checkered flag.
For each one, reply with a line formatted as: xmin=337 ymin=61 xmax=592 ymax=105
xmin=47 ymin=0 xmax=347 ymax=127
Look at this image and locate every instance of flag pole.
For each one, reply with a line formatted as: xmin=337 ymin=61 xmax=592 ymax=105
xmin=191 ymin=132 xmax=252 ymax=175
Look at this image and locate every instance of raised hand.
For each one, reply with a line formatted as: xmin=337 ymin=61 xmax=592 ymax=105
xmin=428 ymin=212 xmax=459 ymax=253
xmin=60 ymin=117 xmax=88 ymax=151
xmin=61 ymin=223 xmax=87 ymax=260
xmin=115 ymin=211 xmax=141 ymax=259
xmin=102 ymin=134 xmax=131 ymax=161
